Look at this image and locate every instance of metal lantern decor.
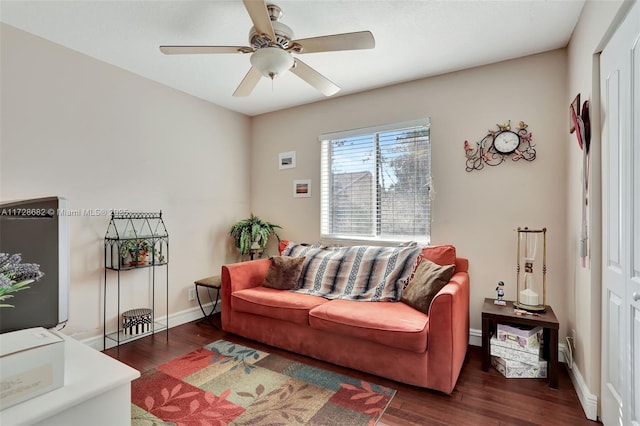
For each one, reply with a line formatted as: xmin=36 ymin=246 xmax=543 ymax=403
xmin=515 ymin=227 xmax=547 ymax=312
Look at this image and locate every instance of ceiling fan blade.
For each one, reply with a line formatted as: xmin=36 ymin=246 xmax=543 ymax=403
xmin=243 ymin=0 xmax=276 ymax=41
xmin=292 ymin=31 xmax=375 ymax=54
xmin=233 ymin=67 xmax=262 ymax=97
xmin=290 ymin=59 xmax=340 ymax=96
xmin=160 ymin=46 xmax=253 ymax=55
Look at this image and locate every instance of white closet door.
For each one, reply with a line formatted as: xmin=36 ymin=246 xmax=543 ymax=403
xmin=600 ymin=2 xmax=639 ymax=425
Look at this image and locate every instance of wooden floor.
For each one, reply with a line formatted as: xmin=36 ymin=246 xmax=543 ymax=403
xmin=104 ymin=319 xmax=598 ymax=426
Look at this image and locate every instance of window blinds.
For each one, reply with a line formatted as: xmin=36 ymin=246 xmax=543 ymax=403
xmin=320 ymin=119 xmax=431 ymax=243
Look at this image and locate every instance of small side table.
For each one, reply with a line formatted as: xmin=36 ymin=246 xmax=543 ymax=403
xmin=194 ymin=275 xmax=221 ymax=327
xmin=481 ymin=298 xmax=560 ymax=388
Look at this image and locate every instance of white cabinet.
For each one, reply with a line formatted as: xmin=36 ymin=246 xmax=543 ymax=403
xmin=0 ymin=333 xmax=140 ymax=426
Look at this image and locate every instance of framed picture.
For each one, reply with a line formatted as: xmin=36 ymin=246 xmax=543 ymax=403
xmin=278 ymin=151 xmax=296 ymax=169
xmin=570 ymin=93 xmax=580 ymax=134
xmin=293 ymin=179 xmax=311 ymax=198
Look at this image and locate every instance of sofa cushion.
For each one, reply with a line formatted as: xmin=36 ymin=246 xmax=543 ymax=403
xmin=401 ymin=259 xmax=456 ymax=314
xmin=420 ymin=245 xmax=457 ymax=266
xmin=309 ymin=300 xmax=428 ymax=353
xmin=280 ymin=240 xmax=456 ymax=267
xmin=232 ymin=287 xmax=328 ymax=326
xmin=262 ymin=256 xmax=305 ymax=290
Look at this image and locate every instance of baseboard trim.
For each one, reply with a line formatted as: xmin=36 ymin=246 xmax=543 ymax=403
xmin=469 ymin=327 xmax=482 ymax=346
xmin=560 ymin=345 xmax=598 ymax=421
xmin=82 ymin=302 xmax=217 ymax=351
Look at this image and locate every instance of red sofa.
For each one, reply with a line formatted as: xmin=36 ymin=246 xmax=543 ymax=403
xmin=221 ymin=251 xmax=470 ymax=394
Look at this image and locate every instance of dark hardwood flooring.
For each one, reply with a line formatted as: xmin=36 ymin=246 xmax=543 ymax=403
xmin=104 ymin=318 xmax=598 ymax=426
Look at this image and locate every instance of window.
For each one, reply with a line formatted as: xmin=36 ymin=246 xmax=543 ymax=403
xmin=320 ymin=118 xmax=431 ymax=243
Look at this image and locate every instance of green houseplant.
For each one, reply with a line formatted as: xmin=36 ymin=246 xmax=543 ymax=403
xmin=230 ymin=214 xmax=281 ymax=257
xmin=120 ymin=239 xmax=153 ymax=266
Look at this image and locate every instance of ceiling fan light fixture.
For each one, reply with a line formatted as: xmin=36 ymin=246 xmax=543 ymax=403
xmin=161 ymin=1 xmax=375 ymax=97
xmin=250 ymin=47 xmax=294 ymax=79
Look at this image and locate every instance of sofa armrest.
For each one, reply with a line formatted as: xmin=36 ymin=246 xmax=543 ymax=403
xmin=426 ymin=265 xmax=470 ymax=394
xmin=221 ymin=259 xmax=270 ymax=330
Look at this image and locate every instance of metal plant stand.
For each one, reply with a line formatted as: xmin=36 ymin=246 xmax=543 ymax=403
xmin=103 ymin=212 xmax=169 ymax=353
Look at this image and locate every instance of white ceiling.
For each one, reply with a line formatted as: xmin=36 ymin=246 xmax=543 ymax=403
xmin=0 ymin=0 xmax=585 ymax=117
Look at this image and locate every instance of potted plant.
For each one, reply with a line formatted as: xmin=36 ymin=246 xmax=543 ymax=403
xmin=230 ymin=214 xmax=281 ymax=259
xmin=120 ymin=239 xmax=153 ymax=266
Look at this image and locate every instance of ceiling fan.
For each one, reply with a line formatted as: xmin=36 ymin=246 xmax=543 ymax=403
xmin=160 ymin=0 xmax=375 ymax=97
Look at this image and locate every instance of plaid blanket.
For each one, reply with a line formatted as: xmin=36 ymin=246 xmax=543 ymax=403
xmin=281 ymin=242 xmax=422 ymax=301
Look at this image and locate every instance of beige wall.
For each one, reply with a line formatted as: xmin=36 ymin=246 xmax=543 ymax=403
xmin=566 ymin=0 xmax=628 ymax=406
xmin=0 ymin=24 xmax=251 ymax=341
xmin=251 ymin=50 xmax=569 ymax=336
xmin=3 ymin=5 xmax=632 ymax=412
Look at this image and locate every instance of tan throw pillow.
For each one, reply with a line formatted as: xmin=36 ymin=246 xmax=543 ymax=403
xmin=401 ymin=259 xmax=456 ymax=314
xmin=262 ymin=256 xmax=306 ymax=290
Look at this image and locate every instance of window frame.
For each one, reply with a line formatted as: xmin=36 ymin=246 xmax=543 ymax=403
xmin=319 ymin=118 xmax=432 ymax=245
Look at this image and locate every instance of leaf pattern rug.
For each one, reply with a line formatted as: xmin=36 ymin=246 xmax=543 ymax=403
xmin=131 ymin=339 xmax=396 ymax=426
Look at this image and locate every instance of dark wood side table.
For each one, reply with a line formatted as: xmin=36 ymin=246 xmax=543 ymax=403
xmin=194 ymin=276 xmax=221 ymax=328
xmin=481 ymin=297 xmax=560 ymax=389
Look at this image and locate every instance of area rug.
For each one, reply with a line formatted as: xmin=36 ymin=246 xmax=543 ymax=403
xmin=131 ymin=339 xmax=396 ymax=426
